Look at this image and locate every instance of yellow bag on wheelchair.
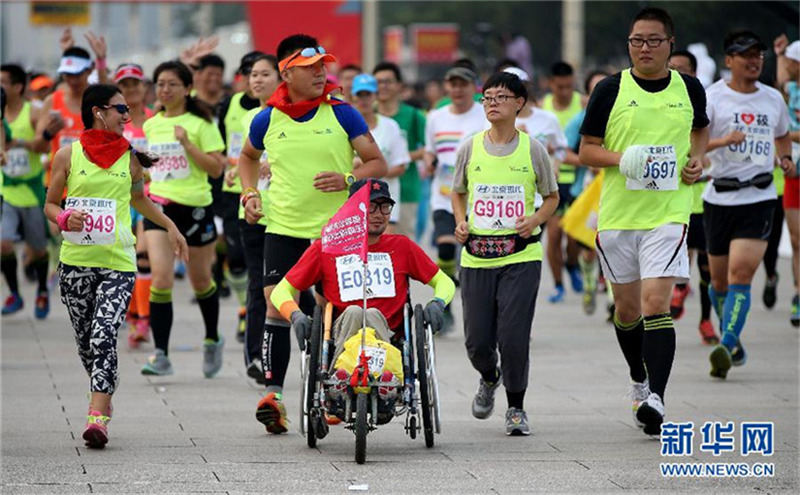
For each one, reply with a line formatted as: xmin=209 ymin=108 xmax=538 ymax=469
xmin=561 ymin=172 xmax=603 ymax=249
xmin=334 ymin=327 xmax=404 ymax=383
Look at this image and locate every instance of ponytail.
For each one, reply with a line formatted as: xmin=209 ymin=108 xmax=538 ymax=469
xmin=131 ymin=148 xmax=159 ymax=169
xmin=184 ymin=94 xmax=214 ymax=122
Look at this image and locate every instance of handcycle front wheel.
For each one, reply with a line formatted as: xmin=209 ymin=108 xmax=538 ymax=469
xmin=414 ymin=304 xmax=435 ymax=448
xmin=355 ymin=393 xmax=368 ymax=464
xmin=303 ymin=305 xmax=323 ymax=448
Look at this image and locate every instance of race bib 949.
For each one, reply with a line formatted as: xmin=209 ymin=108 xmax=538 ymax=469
xmin=336 ymin=252 xmax=396 ymax=302
xmin=61 ymin=197 xmax=117 ymax=245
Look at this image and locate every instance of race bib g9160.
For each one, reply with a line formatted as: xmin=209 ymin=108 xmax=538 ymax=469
xmin=61 ymin=197 xmax=117 ymax=245
xmin=626 ymin=145 xmax=679 ymax=191
xmin=149 ymin=142 xmax=190 ymax=182
xmin=472 ymin=184 xmax=526 ymax=230
xmin=336 ymin=252 xmax=396 ymax=302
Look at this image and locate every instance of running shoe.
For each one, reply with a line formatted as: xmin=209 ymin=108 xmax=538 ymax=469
xmin=34 ymin=291 xmax=50 ymax=319
xmin=791 ymin=294 xmax=800 ymax=328
xmin=377 ymin=371 xmax=399 ymax=401
xmin=731 ymin=342 xmax=747 ymax=367
xmin=472 ymin=373 xmax=501 ymax=419
xmin=128 ymin=318 xmax=150 ymax=349
xmin=329 ymin=368 xmax=350 ymax=399
xmin=762 ymin=274 xmax=778 ymax=309
xmin=636 ymin=392 xmax=665 ymax=436
xmin=670 ymin=284 xmax=690 ymax=320
xmin=141 ymin=349 xmax=174 ymax=376
xmin=548 ymin=284 xmax=565 ymax=304
xmin=83 ymin=411 xmax=110 ymax=449
xmin=504 ymin=408 xmax=531 ymax=436
xmin=2 ymin=293 xmax=23 ymax=315
xmin=698 ymin=319 xmax=718 ymax=345
xmin=203 ymin=336 xmax=225 ymax=378
xmin=582 ymin=291 xmax=597 ymax=315
xmin=174 ymin=260 xmax=186 ymax=279
xmin=236 ymin=307 xmax=246 ymax=343
xmin=246 ymin=361 xmax=266 ymax=385
xmin=256 ymin=392 xmax=288 ymax=434
xmin=709 ymin=344 xmax=732 ymax=379
xmin=567 ymin=265 xmax=583 ymax=294
xmin=627 ymin=378 xmax=650 ymax=428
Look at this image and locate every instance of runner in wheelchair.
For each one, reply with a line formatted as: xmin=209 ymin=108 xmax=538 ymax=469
xmin=270 ymin=179 xmax=455 ymax=423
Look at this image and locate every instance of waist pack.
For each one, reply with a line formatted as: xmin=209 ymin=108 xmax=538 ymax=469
xmin=713 ymin=172 xmax=773 ymax=193
xmin=465 ymin=232 xmax=541 ymax=259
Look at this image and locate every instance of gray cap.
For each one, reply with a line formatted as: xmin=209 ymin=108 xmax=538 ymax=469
xmin=444 ymin=66 xmax=478 ymax=83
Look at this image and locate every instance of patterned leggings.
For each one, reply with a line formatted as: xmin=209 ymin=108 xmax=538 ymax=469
xmin=59 ymin=264 xmax=135 ymax=395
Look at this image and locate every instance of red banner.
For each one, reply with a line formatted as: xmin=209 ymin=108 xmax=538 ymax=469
xmin=246 ymin=1 xmax=362 ymax=67
xmin=383 ymin=26 xmax=404 ymax=64
xmin=411 ymin=24 xmax=459 ymax=64
xmin=321 ymin=180 xmax=369 ymax=264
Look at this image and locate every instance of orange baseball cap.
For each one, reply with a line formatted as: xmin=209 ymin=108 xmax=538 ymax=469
xmin=279 ymin=46 xmax=337 ymax=72
xmin=29 ymin=75 xmax=54 ymax=91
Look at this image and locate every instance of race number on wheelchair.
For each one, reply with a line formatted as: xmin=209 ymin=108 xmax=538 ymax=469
xmin=365 ymin=346 xmax=387 ymax=375
xmin=335 ymin=253 xmax=396 ymax=302
xmin=626 ymin=145 xmax=678 ymax=191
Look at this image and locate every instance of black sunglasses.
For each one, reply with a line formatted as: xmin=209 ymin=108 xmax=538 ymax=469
xmin=102 ymin=104 xmax=131 ymax=115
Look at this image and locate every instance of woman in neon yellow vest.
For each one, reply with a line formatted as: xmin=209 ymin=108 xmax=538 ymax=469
xmin=140 ymin=61 xmax=226 ymax=379
xmin=452 ymin=72 xmax=559 ymax=436
xmin=44 ymin=84 xmax=188 ymax=449
xmin=236 ymin=54 xmax=279 ymax=382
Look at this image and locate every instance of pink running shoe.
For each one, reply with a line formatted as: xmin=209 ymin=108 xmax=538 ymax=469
xmin=377 ymin=371 xmax=399 ymax=401
xmin=83 ymin=411 xmax=110 ymax=448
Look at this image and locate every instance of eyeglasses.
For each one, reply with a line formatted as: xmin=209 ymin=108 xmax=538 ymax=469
xmin=376 ymin=78 xmax=397 ymax=86
xmin=480 ymin=94 xmax=515 ymax=106
xmin=369 ymin=202 xmax=393 ymax=215
xmin=733 ymin=51 xmax=765 ymax=60
xmin=102 ymin=104 xmax=130 ymax=115
xmin=628 ymin=38 xmax=670 ymax=48
xmin=282 ymin=46 xmax=326 ymax=69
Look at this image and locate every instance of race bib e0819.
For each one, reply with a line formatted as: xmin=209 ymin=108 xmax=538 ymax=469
xmin=626 ymin=145 xmax=679 ymax=191
xmin=472 ymin=184 xmax=526 ymax=230
xmin=61 ymin=197 xmax=117 ymax=245
xmin=149 ymin=142 xmax=190 ymax=182
xmin=335 ymin=252 xmax=396 ymax=302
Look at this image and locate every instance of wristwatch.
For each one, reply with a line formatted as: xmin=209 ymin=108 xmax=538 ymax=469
xmin=345 ymin=173 xmax=356 ymax=187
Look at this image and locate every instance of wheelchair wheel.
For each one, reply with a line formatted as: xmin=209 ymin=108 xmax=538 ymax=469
xmin=304 ymin=305 xmax=323 ymax=448
xmin=355 ymin=393 xmax=368 ymax=464
xmin=414 ymin=305 xmax=435 ymax=448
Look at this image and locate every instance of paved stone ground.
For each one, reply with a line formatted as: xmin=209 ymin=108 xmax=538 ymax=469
xmin=1 ymin=255 xmax=798 ymax=494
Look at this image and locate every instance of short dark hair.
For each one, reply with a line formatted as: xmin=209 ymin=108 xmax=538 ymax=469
xmin=372 ymin=61 xmax=402 ymax=82
xmin=630 ymin=7 xmax=675 ymax=39
xmin=250 ymin=54 xmax=279 ymax=72
xmin=483 ymin=71 xmax=528 ymax=113
xmin=340 ymin=64 xmax=362 ymax=74
xmin=583 ymin=69 xmax=609 ymax=94
xmin=670 ymin=50 xmax=697 ymax=73
xmin=276 ymin=34 xmax=319 ymax=62
xmin=63 ymin=46 xmax=91 ymax=60
xmin=153 ymin=60 xmax=214 ymax=122
xmin=550 ymin=61 xmax=574 ymax=77
xmin=197 ymin=54 xmax=225 ymax=71
xmin=1 ymin=64 xmax=27 ymax=93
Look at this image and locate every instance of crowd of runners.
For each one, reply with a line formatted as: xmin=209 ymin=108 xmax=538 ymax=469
xmin=1 ymin=6 xmax=799 ymax=448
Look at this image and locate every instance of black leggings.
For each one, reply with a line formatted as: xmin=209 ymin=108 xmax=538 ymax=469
xmin=240 ymin=220 xmax=266 ymax=365
xmin=763 ymin=197 xmax=784 ymax=278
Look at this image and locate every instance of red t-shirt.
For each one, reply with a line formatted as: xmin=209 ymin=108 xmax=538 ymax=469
xmin=286 ymin=234 xmax=439 ymax=331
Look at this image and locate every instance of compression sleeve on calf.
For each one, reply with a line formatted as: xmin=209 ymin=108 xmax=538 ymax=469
xmin=271 ymin=278 xmax=301 ymax=321
xmin=427 ymin=270 xmax=456 ymax=306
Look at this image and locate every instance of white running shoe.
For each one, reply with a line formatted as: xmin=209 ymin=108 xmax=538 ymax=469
xmin=626 ymin=378 xmax=650 ymax=428
xmin=636 ymin=392 xmax=665 ymax=436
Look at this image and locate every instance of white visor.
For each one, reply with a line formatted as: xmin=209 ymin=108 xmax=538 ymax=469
xmin=58 ymin=55 xmax=92 ymax=75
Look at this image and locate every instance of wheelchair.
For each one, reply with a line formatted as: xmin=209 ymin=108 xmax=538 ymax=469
xmin=299 ymin=302 xmax=441 ymax=464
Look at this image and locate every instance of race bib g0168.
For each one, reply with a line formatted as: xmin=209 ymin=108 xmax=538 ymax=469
xmin=149 ymin=142 xmax=190 ymax=182
xmin=5 ymin=148 xmax=31 ymax=177
xmin=472 ymin=184 xmax=526 ymax=230
xmin=61 ymin=197 xmax=117 ymax=245
xmin=724 ymin=125 xmax=773 ymax=167
xmin=626 ymin=145 xmax=678 ymax=191
xmin=335 ymin=252 xmax=396 ymax=302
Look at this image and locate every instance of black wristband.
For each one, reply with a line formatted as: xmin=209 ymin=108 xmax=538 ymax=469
xmin=42 ymin=129 xmax=53 ymax=141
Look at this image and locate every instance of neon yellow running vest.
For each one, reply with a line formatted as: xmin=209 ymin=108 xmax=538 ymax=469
xmin=543 ymin=92 xmax=583 ymax=184
xmin=4 ymin=102 xmax=44 ymax=207
xmin=60 ymin=142 xmax=136 ymax=272
xmin=462 ymin=131 xmax=542 ymax=268
xmin=263 ymin=103 xmax=353 ymax=239
xmin=222 ymin=92 xmax=249 ymax=194
xmin=600 ymin=69 xmax=693 ymax=231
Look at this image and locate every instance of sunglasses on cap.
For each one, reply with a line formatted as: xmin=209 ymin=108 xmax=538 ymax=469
xmin=102 ymin=104 xmax=131 ymax=115
xmin=280 ymin=46 xmax=327 ymax=70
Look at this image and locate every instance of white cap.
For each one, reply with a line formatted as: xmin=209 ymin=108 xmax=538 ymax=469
xmin=57 ymin=55 xmax=92 ymax=75
xmin=503 ymin=66 xmax=530 ymax=82
xmin=786 ymin=41 xmax=800 ymax=63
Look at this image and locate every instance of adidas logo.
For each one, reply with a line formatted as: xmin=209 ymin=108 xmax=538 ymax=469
xmin=81 ymin=234 xmax=93 ymax=244
xmin=366 ymin=287 xmax=374 ymax=297
xmin=325 ymin=128 xmax=332 ymax=134
xmin=475 ymin=165 xmax=482 ymax=172
xmin=645 ymin=180 xmax=659 ymax=190
xmin=628 ymin=100 xmax=638 ymax=107
xmin=79 ymin=169 xmax=87 ymax=175
xmin=278 ymin=132 xmax=287 ymax=139
xmin=492 ymin=218 xmax=504 ymax=228
xmin=743 ymin=156 xmax=752 ymax=163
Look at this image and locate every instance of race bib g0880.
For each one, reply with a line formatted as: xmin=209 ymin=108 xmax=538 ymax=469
xmin=335 ymin=252 xmax=396 ymax=302
xmin=61 ymin=197 xmax=117 ymax=245
xmin=472 ymin=184 xmax=526 ymax=230
xmin=149 ymin=142 xmax=190 ymax=182
xmin=626 ymin=145 xmax=678 ymax=191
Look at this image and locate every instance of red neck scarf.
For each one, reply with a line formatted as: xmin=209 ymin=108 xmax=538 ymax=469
xmin=79 ymin=130 xmax=131 ymax=169
xmin=266 ymin=82 xmax=345 ymax=119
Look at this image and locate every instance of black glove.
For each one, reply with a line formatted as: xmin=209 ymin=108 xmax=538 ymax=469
xmin=423 ymin=298 xmax=446 ymax=334
xmin=291 ymin=311 xmax=311 ymax=351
